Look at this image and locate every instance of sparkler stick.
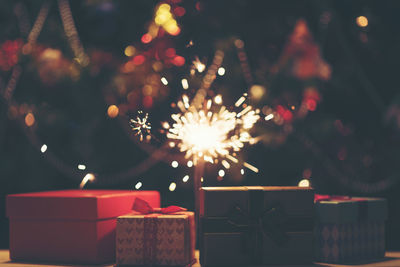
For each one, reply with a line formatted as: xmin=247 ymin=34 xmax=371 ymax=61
xmin=193 ymin=160 xmax=204 ymax=233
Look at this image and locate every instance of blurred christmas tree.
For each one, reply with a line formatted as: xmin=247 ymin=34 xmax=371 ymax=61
xmin=2 ymin=0 xmax=400 ymax=249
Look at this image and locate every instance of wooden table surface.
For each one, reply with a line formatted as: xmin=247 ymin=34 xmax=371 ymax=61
xmin=1 ymin=250 xmax=400 ymax=267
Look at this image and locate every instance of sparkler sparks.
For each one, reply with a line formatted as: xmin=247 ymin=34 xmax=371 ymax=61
xmin=164 ymin=94 xmax=260 ymax=170
xmin=192 ymin=56 xmax=206 ymax=73
xmin=129 ymin=111 xmax=152 ymax=142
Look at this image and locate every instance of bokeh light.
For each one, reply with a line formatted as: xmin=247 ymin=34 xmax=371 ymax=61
xmin=107 ymin=105 xmax=119 ymax=118
xmin=24 ymin=113 xmax=35 ymax=127
xmin=356 ymin=16 xmax=368 ymax=27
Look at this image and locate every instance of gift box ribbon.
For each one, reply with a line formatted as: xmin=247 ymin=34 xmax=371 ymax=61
xmin=201 ymin=190 xmax=313 ymax=264
xmin=132 ymin=198 xmax=187 ymax=265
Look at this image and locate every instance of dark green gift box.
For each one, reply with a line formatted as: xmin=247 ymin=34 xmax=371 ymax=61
xmin=199 ymin=186 xmax=314 ymax=266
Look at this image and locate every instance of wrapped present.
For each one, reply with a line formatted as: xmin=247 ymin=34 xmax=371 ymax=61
xmin=314 ymin=194 xmax=387 ymax=263
xmin=199 ymin=186 xmax=314 ymax=266
xmin=116 ymin=198 xmax=196 ymax=266
xmin=6 ymin=190 xmax=160 ymax=264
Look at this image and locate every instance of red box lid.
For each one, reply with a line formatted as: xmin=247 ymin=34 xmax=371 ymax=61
xmin=6 ymin=190 xmax=160 ymax=220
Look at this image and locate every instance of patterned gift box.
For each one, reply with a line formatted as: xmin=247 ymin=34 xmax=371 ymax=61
xmin=116 ymin=199 xmax=195 ymax=266
xmin=315 ymin=196 xmax=387 ymax=264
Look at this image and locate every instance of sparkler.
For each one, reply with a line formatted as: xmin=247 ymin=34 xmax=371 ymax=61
xmin=164 ymin=93 xmax=260 ymax=168
xmin=129 ymin=111 xmax=152 ymax=142
xmin=164 ymin=92 xmax=260 ymax=232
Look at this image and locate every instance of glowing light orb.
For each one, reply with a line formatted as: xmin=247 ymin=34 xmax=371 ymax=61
xmin=356 ymin=16 xmax=368 ymax=28
xmin=107 ymin=105 xmax=119 ymax=118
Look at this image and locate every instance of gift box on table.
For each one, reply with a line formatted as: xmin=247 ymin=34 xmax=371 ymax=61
xmin=116 ymin=198 xmax=196 ymax=266
xmin=6 ymin=190 xmax=160 ymax=264
xmin=199 ymin=186 xmax=314 ymax=266
xmin=314 ymin=195 xmax=387 ymax=264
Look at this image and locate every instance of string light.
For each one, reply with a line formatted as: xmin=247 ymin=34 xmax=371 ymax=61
xmin=24 ymin=1 xmax=51 ymax=52
xmin=57 ymin=0 xmax=89 ymax=66
xmin=169 ymin=182 xmax=177 ymax=191
xmin=187 ymin=160 xmax=193 ymax=167
xmin=79 ymin=173 xmax=95 ymax=189
xmin=218 ymin=169 xmax=225 ymax=177
xmin=78 ymin=164 xmax=86 ymax=170
xmin=182 ymin=175 xmax=189 ymax=182
xmin=240 ymin=169 xmax=244 ymax=175
xmin=135 ymin=181 xmax=143 ymax=189
xmin=40 ymin=144 xmax=47 ymax=153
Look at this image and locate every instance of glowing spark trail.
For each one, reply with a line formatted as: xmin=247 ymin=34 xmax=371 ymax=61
xmin=164 ymin=94 xmax=260 ymax=170
xmin=129 ymin=111 xmax=152 ymax=142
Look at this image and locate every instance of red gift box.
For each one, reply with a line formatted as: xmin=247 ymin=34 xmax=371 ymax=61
xmin=6 ymin=190 xmax=160 ymax=264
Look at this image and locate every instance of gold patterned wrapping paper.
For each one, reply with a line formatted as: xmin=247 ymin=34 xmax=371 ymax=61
xmin=116 ymin=211 xmax=195 ymax=266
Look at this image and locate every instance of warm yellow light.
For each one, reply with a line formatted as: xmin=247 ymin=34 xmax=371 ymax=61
xmin=152 ymin=61 xmax=163 ymax=72
xmin=124 ymin=45 xmax=136 ymax=57
xmin=356 ymin=16 xmax=368 ymax=27
xmin=165 ymin=94 xmax=260 ymax=166
xmin=25 ymin=113 xmax=35 ymax=127
xmin=107 ymin=105 xmax=119 ymax=118
xmin=218 ymin=169 xmax=225 ymax=177
xmin=158 ymin=3 xmax=171 ymax=12
xmin=298 ymin=179 xmax=310 ymax=187
xmin=214 ymin=94 xmax=222 ymax=104
xmin=250 ymin=85 xmax=265 ymax=100
xmin=169 ymin=182 xmax=176 ymax=191
xmin=217 ymin=67 xmax=225 ymax=76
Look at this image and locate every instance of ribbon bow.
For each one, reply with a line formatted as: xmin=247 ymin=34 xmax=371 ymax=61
xmin=132 ymin=197 xmax=187 ymax=214
xmin=226 ymin=204 xmax=289 ymax=264
xmin=228 ymin=204 xmax=289 ymax=246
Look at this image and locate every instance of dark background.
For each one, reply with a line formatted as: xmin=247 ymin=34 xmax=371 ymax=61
xmin=1 ymin=0 xmax=400 ymax=250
